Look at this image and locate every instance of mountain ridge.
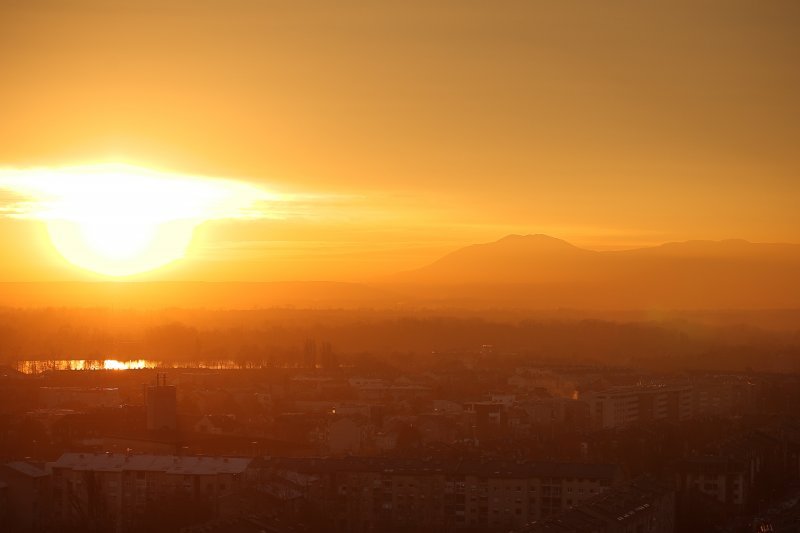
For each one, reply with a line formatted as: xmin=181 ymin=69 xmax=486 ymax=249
xmin=396 ymin=234 xmax=800 ymax=283
xmin=1 ymin=235 xmax=799 ymax=311
xmin=385 ymin=234 xmax=800 ymax=309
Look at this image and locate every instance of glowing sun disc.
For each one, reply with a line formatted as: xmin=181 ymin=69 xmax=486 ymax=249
xmin=0 ymin=163 xmax=271 ymax=277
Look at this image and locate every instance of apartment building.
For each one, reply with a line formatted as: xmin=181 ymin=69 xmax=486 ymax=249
xmin=582 ymin=385 xmax=693 ymax=430
xmin=266 ymin=457 xmax=623 ymax=531
xmin=518 ymin=477 xmax=675 ymax=533
xmin=48 ymin=452 xmax=255 ymax=530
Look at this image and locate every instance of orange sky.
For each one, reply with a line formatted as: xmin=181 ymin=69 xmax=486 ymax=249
xmin=1 ymin=1 xmax=799 ymax=281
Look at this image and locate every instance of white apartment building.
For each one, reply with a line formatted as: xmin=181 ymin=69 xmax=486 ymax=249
xmin=583 ymin=385 xmax=693 ymax=429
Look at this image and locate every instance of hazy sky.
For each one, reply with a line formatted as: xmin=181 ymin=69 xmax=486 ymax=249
xmin=1 ymin=1 xmax=798 ymax=281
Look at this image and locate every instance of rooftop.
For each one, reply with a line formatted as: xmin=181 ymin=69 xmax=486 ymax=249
xmin=4 ymin=461 xmax=49 ymax=478
xmin=50 ymin=452 xmax=253 ymax=475
xmin=266 ymin=456 xmax=620 ymax=480
xmin=518 ymin=477 xmax=673 ymax=532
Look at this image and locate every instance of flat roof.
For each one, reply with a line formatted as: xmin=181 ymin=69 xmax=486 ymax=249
xmin=266 ymin=457 xmax=620 ymax=480
xmin=4 ymin=461 xmax=49 ymax=478
xmin=50 ymin=453 xmax=252 ymax=475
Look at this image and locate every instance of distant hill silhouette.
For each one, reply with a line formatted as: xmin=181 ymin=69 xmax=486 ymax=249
xmin=3 ymin=236 xmax=799 ymax=311
xmin=388 ymin=235 xmax=800 ymax=309
xmin=392 ymin=234 xmax=594 ymax=284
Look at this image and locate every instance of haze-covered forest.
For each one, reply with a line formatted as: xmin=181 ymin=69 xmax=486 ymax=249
xmin=2 ymin=307 xmax=799 ymax=373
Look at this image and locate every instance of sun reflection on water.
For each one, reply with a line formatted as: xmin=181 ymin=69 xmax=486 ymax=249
xmin=103 ymin=359 xmax=148 ymax=370
xmin=15 ymin=359 xmax=251 ymax=374
xmin=16 ymin=359 xmax=155 ymax=373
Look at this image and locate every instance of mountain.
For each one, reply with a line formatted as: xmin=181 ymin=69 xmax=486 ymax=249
xmin=393 ymin=234 xmax=595 ymax=284
xmin=388 ymin=235 xmax=800 ymax=309
xmin=3 ymin=236 xmax=799 ymax=311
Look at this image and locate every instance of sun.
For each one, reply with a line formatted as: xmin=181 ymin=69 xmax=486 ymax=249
xmin=0 ymin=163 xmax=271 ymax=277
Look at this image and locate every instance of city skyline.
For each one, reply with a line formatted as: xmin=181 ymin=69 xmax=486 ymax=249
xmin=2 ymin=4 xmax=800 ymax=531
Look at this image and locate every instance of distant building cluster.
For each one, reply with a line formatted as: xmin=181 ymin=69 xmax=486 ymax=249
xmin=517 ymin=477 xmax=675 ymax=533
xmin=2 ymin=352 xmax=800 ymax=531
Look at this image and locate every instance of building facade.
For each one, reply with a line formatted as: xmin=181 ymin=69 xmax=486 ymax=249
xmin=266 ymin=457 xmax=623 ymax=532
xmin=583 ymin=385 xmax=693 ymax=430
xmin=48 ymin=452 xmax=255 ymax=532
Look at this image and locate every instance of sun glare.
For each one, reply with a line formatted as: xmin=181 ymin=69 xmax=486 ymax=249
xmin=103 ymin=359 xmax=148 ymax=370
xmin=0 ymin=163 xmax=273 ymax=277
